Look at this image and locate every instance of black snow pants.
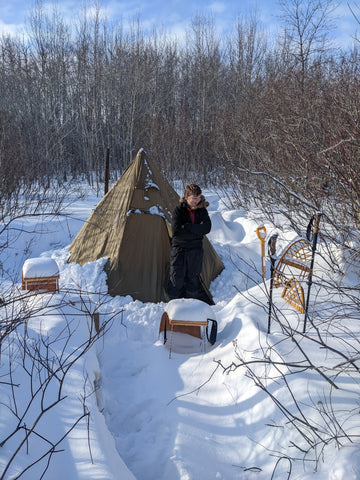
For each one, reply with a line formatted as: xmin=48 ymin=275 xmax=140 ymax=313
xmin=167 ymin=246 xmax=211 ymax=304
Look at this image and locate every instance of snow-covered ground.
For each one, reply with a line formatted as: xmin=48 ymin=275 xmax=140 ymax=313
xmin=1 ymin=186 xmax=360 ymax=480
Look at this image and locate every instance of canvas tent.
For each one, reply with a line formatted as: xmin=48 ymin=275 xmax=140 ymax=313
xmin=68 ymin=148 xmax=224 ymax=303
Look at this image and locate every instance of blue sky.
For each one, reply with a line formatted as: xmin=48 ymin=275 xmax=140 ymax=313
xmin=0 ymin=0 xmax=359 ymax=48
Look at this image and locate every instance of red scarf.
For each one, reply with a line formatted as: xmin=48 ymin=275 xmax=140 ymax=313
xmin=187 ymin=206 xmax=195 ymax=224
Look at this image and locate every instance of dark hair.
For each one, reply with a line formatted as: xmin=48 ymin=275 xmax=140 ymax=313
xmin=184 ymin=183 xmax=202 ymax=197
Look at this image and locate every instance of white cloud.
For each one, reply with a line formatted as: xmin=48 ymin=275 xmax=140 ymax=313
xmin=102 ymin=0 xmax=146 ymax=22
xmin=208 ymin=2 xmax=226 ymax=15
xmin=0 ymin=19 xmax=24 ymax=36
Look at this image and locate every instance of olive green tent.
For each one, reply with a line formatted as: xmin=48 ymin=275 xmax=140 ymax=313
xmin=68 ymin=148 xmax=224 ymax=303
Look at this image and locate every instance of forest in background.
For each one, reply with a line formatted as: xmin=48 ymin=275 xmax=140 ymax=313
xmin=0 ymin=0 xmax=359 ymax=250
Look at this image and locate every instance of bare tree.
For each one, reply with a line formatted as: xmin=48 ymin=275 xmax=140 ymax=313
xmin=278 ymin=0 xmax=337 ymax=92
xmin=0 ymin=285 xmax=121 ymax=479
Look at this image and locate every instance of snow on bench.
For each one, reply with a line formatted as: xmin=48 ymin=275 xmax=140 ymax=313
xmin=165 ymin=298 xmax=214 ymax=326
xmin=160 ymin=299 xmax=218 ymax=355
xmin=22 ymin=257 xmax=60 ymax=292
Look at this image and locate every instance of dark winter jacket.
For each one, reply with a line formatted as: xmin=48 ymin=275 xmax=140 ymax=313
xmin=171 ymin=195 xmax=211 ymax=249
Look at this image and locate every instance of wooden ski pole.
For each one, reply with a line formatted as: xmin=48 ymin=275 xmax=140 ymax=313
xmin=267 ymin=234 xmax=278 ymax=334
xmin=303 ymin=213 xmax=322 ymax=333
xmin=256 ymin=226 xmax=267 ymax=280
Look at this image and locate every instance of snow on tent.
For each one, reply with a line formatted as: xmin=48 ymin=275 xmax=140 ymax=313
xmin=68 ymin=148 xmax=224 ymax=303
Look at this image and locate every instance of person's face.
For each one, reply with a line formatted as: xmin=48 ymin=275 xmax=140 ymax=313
xmin=186 ymin=194 xmax=201 ymax=208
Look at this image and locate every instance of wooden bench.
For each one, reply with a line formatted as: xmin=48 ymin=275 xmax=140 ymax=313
xmin=22 ymin=258 xmax=60 ymax=293
xmin=159 ymin=299 xmax=217 ymax=356
xmin=166 ymin=317 xmax=209 ymax=327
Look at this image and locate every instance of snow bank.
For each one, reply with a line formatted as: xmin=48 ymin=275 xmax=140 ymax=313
xmin=1 ymin=185 xmax=360 ymax=480
xmin=329 ymin=444 xmax=360 ymax=480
